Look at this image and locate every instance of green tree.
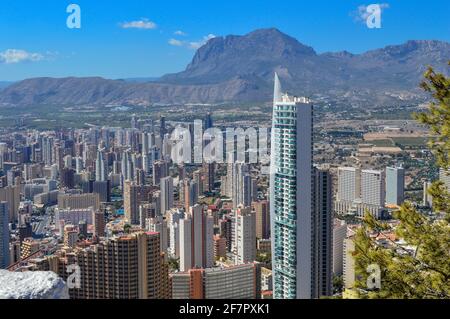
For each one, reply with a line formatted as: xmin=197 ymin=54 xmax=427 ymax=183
xmin=352 ymin=62 xmax=450 ymax=299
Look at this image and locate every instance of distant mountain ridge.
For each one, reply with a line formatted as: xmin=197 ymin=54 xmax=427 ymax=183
xmin=1 ymin=28 xmax=449 ymax=107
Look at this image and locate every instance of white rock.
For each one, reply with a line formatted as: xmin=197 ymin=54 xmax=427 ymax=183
xmin=0 ymin=270 xmax=70 ymax=299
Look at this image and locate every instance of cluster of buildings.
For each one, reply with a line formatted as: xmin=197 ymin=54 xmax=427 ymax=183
xmin=0 ymin=74 xmax=447 ymax=299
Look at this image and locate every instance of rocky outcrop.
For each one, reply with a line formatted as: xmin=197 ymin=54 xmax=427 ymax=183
xmin=0 ymin=270 xmax=69 ymax=299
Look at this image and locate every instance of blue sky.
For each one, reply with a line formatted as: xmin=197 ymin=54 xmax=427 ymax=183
xmin=0 ymin=0 xmax=449 ymax=81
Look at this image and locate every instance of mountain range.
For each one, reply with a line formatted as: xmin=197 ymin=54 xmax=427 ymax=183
xmin=1 ymin=28 xmax=449 ymax=107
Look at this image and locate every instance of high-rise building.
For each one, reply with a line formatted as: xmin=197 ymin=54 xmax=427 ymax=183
xmin=146 ymin=216 xmax=168 ymax=253
xmin=39 ymin=232 xmax=170 ymax=299
xmin=0 ymin=202 xmax=9 ymax=268
xmin=231 ymin=163 xmax=255 ymax=209
xmin=95 ymin=150 xmax=107 ymax=182
xmin=171 ymin=263 xmax=261 ymax=299
xmin=160 ymin=176 xmax=174 ymax=215
xmin=312 ymin=167 xmax=332 ymax=298
xmin=204 ymin=112 xmax=213 ymax=131
xmin=332 ymin=219 xmax=347 ymax=276
xmin=202 ymin=163 xmax=215 ymax=193
xmin=253 ymin=200 xmax=270 ymax=239
xmin=213 ymin=235 xmax=227 ymax=259
xmin=57 ymin=193 xmax=100 ymax=211
xmin=124 ymin=181 xmax=140 ymax=225
xmin=0 ymin=185 xmax=20 ymax=222
xmin=93 ymin=211 xmax=106 ymax=237
xmin=235 ymin=207 xmax=256 ymax=265
xmin=270 ymin=73 xmax=313 ymax=299
xmin=179 ymin=205 xmax=214 ymax=271
xmin=179 ymin=217 xmax=192 ymax=272
xmin=63 ymin=224 xmax=78 ymax=248
xmin=361 ymin=170 xmax=385 ymax=206
xmin=160 ymin=115 xmax=167 ymax=139
xmin=385 ymin=166 xmax=405 ymax=206
xmin=182 ymin=179 xmax=198 ymax=213
xmin=153 ymin=160 xmax=169 ymax=186
xmin=60 ymin=167 xmax=75 ymax=189
xmin=123 ymin=181 xmax=151 ymax=225
xmin=337 ymin=167 xmax=360 ymax=202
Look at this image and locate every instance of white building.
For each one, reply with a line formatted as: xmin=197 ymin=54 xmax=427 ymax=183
xmin=179 ymin=217 xmax=192 ymax=272
xmin=235 ymin=206 xmax=256 ymax=265
xmin=270 ymin=73 xmax=313 ymax=299
xmin=337 ymin=167 xmax=360 ymax=202
xmin=361 ymin=169 xmax=385 ymax=207
xmin=332 ymin=219 xmax=347 ymax=276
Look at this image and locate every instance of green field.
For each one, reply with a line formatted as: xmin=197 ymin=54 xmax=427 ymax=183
xmin=392 ymin=137 xmax=430 ymax=147
xmin=370 ymin=139 xmax=395 ymax=147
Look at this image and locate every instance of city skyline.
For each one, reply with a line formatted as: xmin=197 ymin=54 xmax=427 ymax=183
xmin=0 ymin=1 xmax=449 ymax=303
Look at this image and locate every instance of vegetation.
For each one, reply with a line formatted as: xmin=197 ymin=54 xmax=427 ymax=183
xmin=353 ymin=62 xmax=450 ymax=299
xmin=168 ymin=257 xmax=180 ymax=272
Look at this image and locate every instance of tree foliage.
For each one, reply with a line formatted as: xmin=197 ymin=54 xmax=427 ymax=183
xmin=352 ymin=62 xmax=450 ymax=299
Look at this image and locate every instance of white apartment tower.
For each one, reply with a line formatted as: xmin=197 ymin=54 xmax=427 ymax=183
xmin=235 ymin=206 xmax=256 ymax=265
xmin=337 ymin=167 xmax=360 ymax=202
xmin=361 ymin=170 xmax=385 ymax=206
xmin=270 ymin=73 xmax=313 ymax=299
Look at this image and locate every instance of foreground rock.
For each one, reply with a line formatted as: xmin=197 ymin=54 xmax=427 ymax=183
xmin=0 ymin=270 xmax=69 ymax=299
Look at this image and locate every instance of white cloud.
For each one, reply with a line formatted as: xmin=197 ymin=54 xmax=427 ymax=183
xmin=174 ymin=30 xmax=187 ymax=36
xmin=188 ymin=34 xmax=216 ymax=49
xmin=120 ymin=18 xmax=157 ymax=29
xmin=352 ymin=3 xmax=390 ymax=23
xmin=168 ymin=34 xmax=216 ymax=50
xmin=0 ymin=49 xmax=45 ymax=64
xmin=168 ymin=38 xmax=184 ymax=46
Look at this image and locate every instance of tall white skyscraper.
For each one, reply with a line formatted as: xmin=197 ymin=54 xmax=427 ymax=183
xmin=270 ymin=73 xmax=313 ymax=299
xmin=385 ymin=166 xmax=405 ymax=206
xmin=361 ymin=170 xmax=385 ymax=206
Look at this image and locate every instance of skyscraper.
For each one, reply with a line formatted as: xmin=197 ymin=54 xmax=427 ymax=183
xmin=235 ymin=206 xmax=256 ymax=265
xmin=337 ymin=167 xmax=360 ymax=202
xmin=179 ymin=205 xmax=214 ymax=271
xmin=312 ymin=167 xmax=332 ymax=298
xmin=124 ymin=181 xmax=140 ymax=225
xmin=385 ymin=166 xmax=405 ymax=206
xmin=253 ymin=200 xmax=270 ymax=239
xmin=40 ymin=232 xmax=170 ymax=299
xmin=95 ymin=150 xmax=107 ymax=182
xmin=0 ymin=202 xmax=9 ymax=268
xmin=361 ymin=169 xmax=385 ymax=206
xmin=270 ymin=73 xmax=313 ymax=299
xmin=160 ymin=176 xmax=174 ymax=215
